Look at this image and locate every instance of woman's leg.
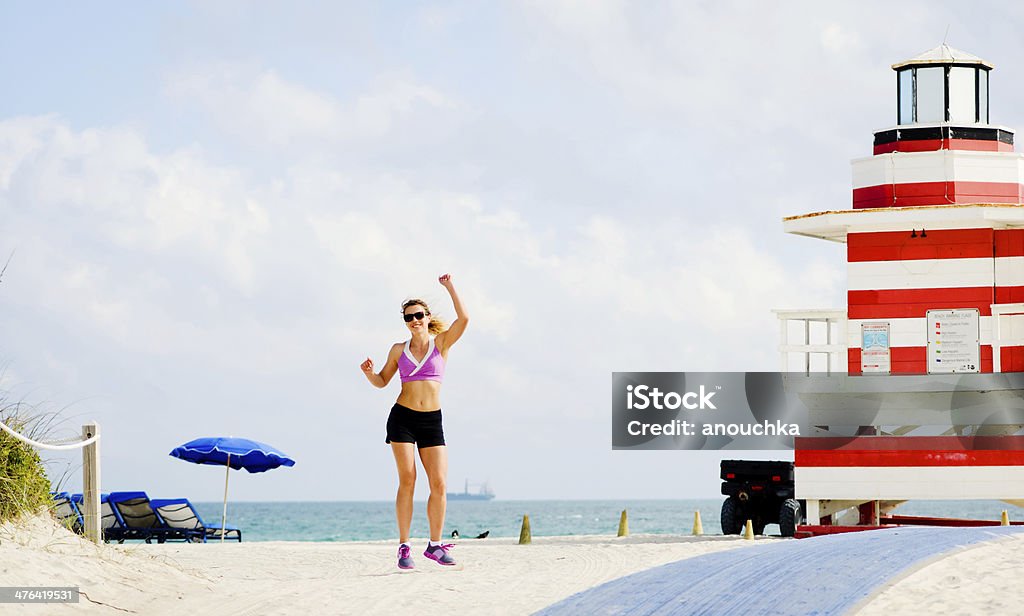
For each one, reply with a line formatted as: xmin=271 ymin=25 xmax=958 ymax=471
xmin=391 ymin=442 xmax=417 ymax=543
xmin=418 ymin=445 xmax=448 ymax=541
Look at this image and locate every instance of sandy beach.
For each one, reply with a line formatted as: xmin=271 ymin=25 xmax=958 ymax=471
xmin=3 ymin=515 xmax=1023 ymax=615
xmin=856 ymin=531 xmax=1024 ymax=616
xmin=0 ymin=515 xmax=767 ymax=615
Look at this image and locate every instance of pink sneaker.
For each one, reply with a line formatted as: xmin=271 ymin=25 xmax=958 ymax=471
xmin=397 ymin=543 xmax=415 ymax=569
xmin=423 ymin=543 xmax=457 ymax=566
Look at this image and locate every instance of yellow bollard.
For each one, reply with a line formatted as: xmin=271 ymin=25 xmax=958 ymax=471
xmin=519 ymin=514 xmax=532 ymax=544
xmin=743 ymin=519 xmax=754 ymax=540
xmin=692 ymin=511 xmax=703 ymax=536
xmin=617 ymin=510 xmax=629 ymax=537
xmin=1001 ymin=510 xmax=1010 ymax=526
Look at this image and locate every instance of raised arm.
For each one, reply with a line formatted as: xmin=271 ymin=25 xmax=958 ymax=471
xmin=361 ymin=343 xmax=403 ymax=388
xmin=436 ymin=273 xmax=469 ymax=354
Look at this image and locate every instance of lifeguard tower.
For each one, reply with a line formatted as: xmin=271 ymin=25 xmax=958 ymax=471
xmin=777 ymin=45 xmax=1024 ymax=531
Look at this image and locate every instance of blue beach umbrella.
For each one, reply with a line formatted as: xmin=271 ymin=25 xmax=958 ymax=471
xmin=170 ymin=437 xmax=296 ymax=541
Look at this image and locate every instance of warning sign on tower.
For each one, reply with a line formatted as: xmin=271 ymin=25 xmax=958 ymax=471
xmin=861 ymin=322 xmax=891 ymax=374
xmin=927 ymin=309 xmax=980 ymax=374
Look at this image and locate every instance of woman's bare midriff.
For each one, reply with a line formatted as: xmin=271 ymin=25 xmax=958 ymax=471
xmin=397 ymin=380 xmax=442 ymax=411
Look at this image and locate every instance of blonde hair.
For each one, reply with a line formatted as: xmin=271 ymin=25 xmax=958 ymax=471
xmin=402 ymin=298 xmax=447 ymax=335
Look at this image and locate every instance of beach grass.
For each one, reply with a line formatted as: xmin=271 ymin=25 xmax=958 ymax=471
xmin=0 ymin=398 xmax=55 ymax=523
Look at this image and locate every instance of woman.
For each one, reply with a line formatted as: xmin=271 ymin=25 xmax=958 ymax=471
xmin=360 ymin=273 xmax=469 ymax=569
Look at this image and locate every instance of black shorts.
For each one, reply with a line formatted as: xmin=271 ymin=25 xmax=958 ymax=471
xmin=385 ymin=403 xmax=445 ymax=448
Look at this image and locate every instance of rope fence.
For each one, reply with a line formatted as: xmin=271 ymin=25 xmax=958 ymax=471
xmin=0 ymin=418 xmax=102 ymax=543
xmin=0 ymin=420 xmax=99 ymax=450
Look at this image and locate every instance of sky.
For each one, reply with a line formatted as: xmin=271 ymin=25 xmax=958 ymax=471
xmin=3 ymin=1 xmax=1024 ymax=502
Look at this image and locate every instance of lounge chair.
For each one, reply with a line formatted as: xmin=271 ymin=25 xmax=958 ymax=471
xmin=106 ymin=491 xmax=199 ymax=543
xmin=51 ymin=492 xmax=83 ymax=534
xmin=150 ymin=498 xmax=242 ymax=542
xmin=71 ymin=493 xmax=122 ymax=542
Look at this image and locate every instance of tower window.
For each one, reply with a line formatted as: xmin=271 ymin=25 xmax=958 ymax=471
xmin=898 ymin=69 xmax=913 ymax=124
xmin=948 ymin=67 xmax=975 ymax=123
xmin=916 ymin=67 xmax=945 ymax=123
xmin=895 ymin=65 xmax=990 ymax=125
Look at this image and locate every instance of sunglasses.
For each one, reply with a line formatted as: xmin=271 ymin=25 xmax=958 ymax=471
xmin=403 ymin=311 xmax=428 ymax=322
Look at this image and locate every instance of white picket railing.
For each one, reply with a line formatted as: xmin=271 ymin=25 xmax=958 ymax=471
xmin=773 ymin=309 xmax=847 ymax=375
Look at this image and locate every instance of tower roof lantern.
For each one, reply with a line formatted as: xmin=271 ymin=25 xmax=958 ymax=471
xmin=892 ymin=44 xmax=993 ymax=70
xmin=893 ymin=45 xmax=993 ymax=126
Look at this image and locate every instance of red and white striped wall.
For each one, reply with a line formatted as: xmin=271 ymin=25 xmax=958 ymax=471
xmin=852 ymin=149 xmax=1024 ymax=209
xmin=795 ymin=436 xmax=1024 ymax=501
xmin=846 ymin=228 xmax=1024 ymax=374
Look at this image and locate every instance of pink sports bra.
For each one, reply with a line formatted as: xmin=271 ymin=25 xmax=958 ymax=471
xmin=398 ymin=338 xmax=445 ymax=383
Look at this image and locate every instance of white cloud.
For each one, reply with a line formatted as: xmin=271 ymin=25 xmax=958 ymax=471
xmin=297 ymin=165 xmax=842 ymax=358
xmin=165 ymin=64 xmax=457 ymax=146
xmin=2 ymin=117 xmax=272 ymax=295
xmin=820 ymin=23 xmax=863 ymax=55
xmin=3 ymin=113 xmax=841 ymax=385
xmin=0 ymin=119 xmax=521 ymax=388
xmin=517 ymin=0 xmax=899 ymax=142
xmin=0 ymin=115 xmax=58 ymax=191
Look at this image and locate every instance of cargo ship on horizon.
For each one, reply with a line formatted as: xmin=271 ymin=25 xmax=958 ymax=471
xmin=447 ymin=479 xmax=495 ymax=501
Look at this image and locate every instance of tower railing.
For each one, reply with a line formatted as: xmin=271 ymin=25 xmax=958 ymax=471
xmin=773 ymin=309 xmax=847 ymax=375
xmin=991 ymin=303 xmax=1024 ymax=373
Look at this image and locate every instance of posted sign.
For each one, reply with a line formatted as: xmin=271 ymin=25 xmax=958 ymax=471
xmin=861 ymin=322 xmax=891 ymax=374
xmin=927 ymin=309 xmax=980 ymax=374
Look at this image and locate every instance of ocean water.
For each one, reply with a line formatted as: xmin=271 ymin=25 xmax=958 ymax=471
xmin=189 ymin=499 xmax=1021 ymax=543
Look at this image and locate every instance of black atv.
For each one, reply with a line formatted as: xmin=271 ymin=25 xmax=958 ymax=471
xmin=720 ymin=459 xmax=803 ymax=537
